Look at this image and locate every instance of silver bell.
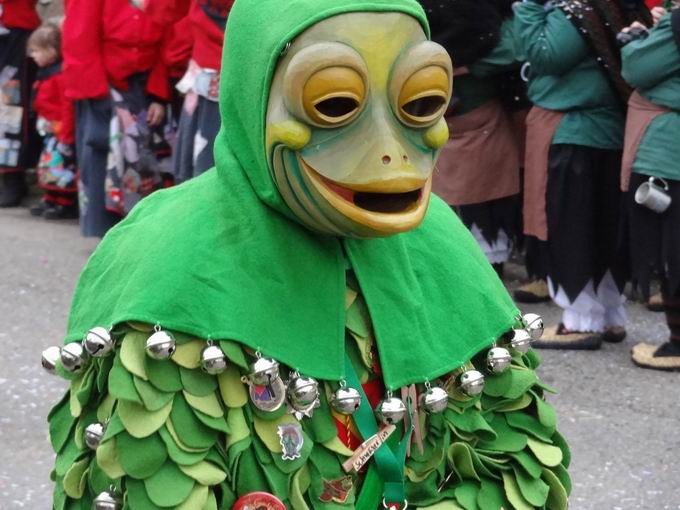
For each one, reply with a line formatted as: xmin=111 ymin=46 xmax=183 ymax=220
xmin=60 ymin=342 xmax=89 ymax=373
xmin=84 ymin=422 xmax=106 ymax=450
xmin=486 ymin=347 xmax=512 ymax=375
xmin=145 ymin=329 xmax=176 ymax=360
xmin=331 ymin=386 xmax=362 ymax=415
xmin=249 ymin=357 xmax=280 ymax=385
xmin=419 ymin=386 xmax=449 ymax=414
xmin=287 ymin=374 xmax=320 ymax=410
xmin=522 ymin=313 xmax=544 ymax=341
xmin=41 ymin=346 xmax=62 ymax=374
xmin=83 ymin=327 xmax=114 ymax=357
xmin=458 ymin=370 xmax=485 ymax=397
xmin=93 ymin=489 xmax=123 ymax=510
xmin=375 ymin=395 xmax=407 ymax=425
xmin=510 ymin=329 xmax=532 ymax=354
xmin=200 ymin=344 xmax=228 ymax=375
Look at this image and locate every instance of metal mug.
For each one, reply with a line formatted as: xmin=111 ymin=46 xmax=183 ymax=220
xmin=635 ymin=176 xmax=672 ymax=213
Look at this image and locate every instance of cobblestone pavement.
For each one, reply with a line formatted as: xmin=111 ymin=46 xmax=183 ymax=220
xmin=0 ymin=207 xmax=678 ymax=509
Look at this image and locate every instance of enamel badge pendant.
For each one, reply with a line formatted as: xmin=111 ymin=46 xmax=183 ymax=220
xmin=277 ymin=423 xmax=304 ymax=461
xmin=244 ymin=354 xmax=286 ymax=412
xmin=233 ymin=493 xmax=286 ymax=510
xmin=287 ymin=372 xmax=320 ymax=419
xmin=319 ymin=477 xmax=354 ymax=504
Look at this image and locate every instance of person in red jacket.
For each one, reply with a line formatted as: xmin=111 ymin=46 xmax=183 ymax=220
xmin=27 ymin=22 xmax=79 ymax=219
xmin=0 ymin=0 xmax=40 ymax=207
xmin=62 ymin=0 xmax=172 ymax=237
xmin=173 ymin=0 xmax=233 ymax=182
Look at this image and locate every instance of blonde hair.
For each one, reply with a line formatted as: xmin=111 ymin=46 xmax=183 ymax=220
xmin=27 ymin=22 xmax=62 ymax=58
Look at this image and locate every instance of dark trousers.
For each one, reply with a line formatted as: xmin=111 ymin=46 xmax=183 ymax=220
xmin=75 ymin=98 xmax=119 ymax=238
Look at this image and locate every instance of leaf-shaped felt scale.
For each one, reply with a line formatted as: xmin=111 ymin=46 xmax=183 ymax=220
xmin=97 ymin=394 xmax=116 ymax=423
xmin=63 ymin=457 xmax=89 ymax=498
xmin=421 ymin=501 xmax=465 ymax=509
xmin=180 ymin=366 xmax=218 ymax=396
xmin=217 ymin=364 xmax=248 ymax=408
xmin=226 ymin=407 xmax=251 ymax=445
xmin=482 ymin=369 xmax=513 ymax=398
xmin=158 ymin=425 xmax=210 ymax=465
xmin=477 ymin=415 xmax=527 ymax=453
xmin=510 ymin=450 xmax=543 ymax=479
xmin=177 ymin=484 xmax=209 ymax=510
xmin=532 ymin=391 xmax=558 ymax=429
xmin=220 ymin=340 xmax=248 ymax=369
xmin=202 ymin=491 xmax=218 ymax=510
xmin=96 ymin=438 xmax=126 ymax=479
xmin=454 ymin=481 xmax=480 ymax=510
xmin=506 ymin=411 xmax=555 ymax=442
xmin=476 ymin=478 xmax=506 ymax=510
xmin=49 ymin=392 xmax=77 ymax=453
xmin=128 ymin=321 xmax=154 ymax=333
xmin=322 ymin=436 xmax=354 ymax=457
xmin=118 ymin=398 xmax=173 ymax=439
xmin=447 ymin=443 xmax=480 ymax=481
xmin=144 ymin=460 xmax=196 ymax=507
xmin=96 ymin=356 xmax=113 ymax=393
xmin=166 ymin=418 xmax=212 ymax=453
xmin=503 ymin=368 xmax=538 ymax=400
xmin=290 ymin=464 xmax=311 ymax=510
xmin=173 ymin=340 xmax=205 ymax=369
xmin=513 ymin=464 xmax=550 ymax=507
xmin=121 ymin=332 xmax=149 ymax=380
xmin=116 ymin=431 xmax=168 ymax=479
xmin=170 ymin=393 xmax=219 ymax=449
xmin=553 ymin=463 xmax=572 ymax=495
xmin=527 ymin=437 xmax=563 ymax=467
xmin=542 ymin=467 xmax=569 ymax=510
xmin=109 ymin=355 xmax=142 ymax=404
xmin=146 ymin=357 xmax=183 ymax=393
xmin=184 ymin=391 xmax=224 ymax=418
xmin=102 ymin=413 xmax=126 ymax=441
xmin=551 ymin=431 xmax=571 ymax=468
xmin=445 ymin=409 xmax=496 ymax=442
xmin=134 ymin=376 xmax=175 ymax=412
xmin=179 ymin=461 xmax=227 ymax=485
xmin=194 ymin=408 xmax=230 ymax=434
xmin=87 ymin=461 xmax=112 ymax=496
xmin=501 ymin=471 xmax=533 ymax=510
xmin=55 ymin=436 xmax=84 ymax=477
xmin=492 ymin=393 xmax=533 ymax=413
xmin=125 ymin=477 xmax=164 ymax=510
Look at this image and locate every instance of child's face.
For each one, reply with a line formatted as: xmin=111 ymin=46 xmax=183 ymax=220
xmin=29 ymin=46 xmax=58 ymax=68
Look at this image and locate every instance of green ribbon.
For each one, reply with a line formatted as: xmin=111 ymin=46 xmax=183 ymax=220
xmin=345 ymin=354 xmax=412 ymax=508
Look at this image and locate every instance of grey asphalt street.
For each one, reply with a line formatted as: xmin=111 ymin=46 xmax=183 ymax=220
xmin=0 ymin=207 xmax=678 ymax=509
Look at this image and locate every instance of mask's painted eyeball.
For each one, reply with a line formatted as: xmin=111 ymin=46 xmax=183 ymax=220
xmin=302 ymin=66 xmax=366 ymax=127
xmin=397 ymin=65 xmax=449 ymax=127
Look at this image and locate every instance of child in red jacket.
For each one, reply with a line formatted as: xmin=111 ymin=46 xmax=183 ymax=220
xmin=27 ymin=22 xmax=78 ymax=219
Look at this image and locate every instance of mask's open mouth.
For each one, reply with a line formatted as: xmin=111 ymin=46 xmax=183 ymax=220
xmin=319 ymin=176 xmax=423 ymax=214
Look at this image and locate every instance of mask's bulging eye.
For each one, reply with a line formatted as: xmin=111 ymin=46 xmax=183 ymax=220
xmin=398 ymin=65 xmax=449 ymax=126
xmin=303 ymin=66 xmax=366 ymax=126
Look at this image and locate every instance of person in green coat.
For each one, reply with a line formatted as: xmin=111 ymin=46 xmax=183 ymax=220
xmin=621 ymin=6 xmax=680 ymax=371
xmin=514 ymin=0 xmax=629 ymax=350
xmin=41 ymin=0 xmax=571 ymax=508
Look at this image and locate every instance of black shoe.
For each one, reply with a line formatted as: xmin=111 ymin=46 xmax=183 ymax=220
xmin=43 ymin=204 xmax=78 ymax=220
xmin=0 ymin=172 xmax=28 ymax=207
xmin=602 ymin=326 xmax=627 ymax=343
xmin=30 ymin=200 xmax=50 ymax=217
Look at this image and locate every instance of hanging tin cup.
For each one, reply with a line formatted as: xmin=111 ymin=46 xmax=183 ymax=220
xmin=635 ymin=177 xmax=672 ymax=213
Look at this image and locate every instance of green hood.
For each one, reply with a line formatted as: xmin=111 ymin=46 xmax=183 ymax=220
xmin=64 ymin=0 xmax=519 ymax=389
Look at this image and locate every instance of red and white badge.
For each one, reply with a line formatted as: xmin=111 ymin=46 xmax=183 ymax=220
xmin=232 ymin=492 xmax=286 ymax=510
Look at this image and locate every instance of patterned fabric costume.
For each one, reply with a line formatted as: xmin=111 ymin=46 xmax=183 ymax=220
xmin=44 ymin=0 xmax=571 ymax=508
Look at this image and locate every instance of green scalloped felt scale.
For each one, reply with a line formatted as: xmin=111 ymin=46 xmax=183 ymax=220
xmin=509 ymin=450 xmax=543 ymax=479
xmin=217 ymin=364 xmax=248 ymax=408
xmin=194 ymin=408 xmax=231 ymax=434
xmin=219 ymin=340 xmax=248 ymax=369
xmin=170 ymin=393 xmax=219 ymax=449
xmin=506 ymin=411 xmax=555 ymax=443
xmin=116 ymin=431 xmax=168 ymax=479
xmin=143 ymin=460 xmax=196 ymax=507
xmin=146 ymin=357 xmax=184 ymax=393
xmin=173 ymin=340 xmax=205 ymax=369
xmin=118 ymin=398 xmax=173 ymax=439
xmin=476 ymin=478 xmax=507 ymax=510
xmin=63 ymin=457 xmax=89 ymax=498
xmin=179 ymin=461 xmax=227 ymax=485
xmin=177 ymin=484 xmax=209 ymax=510
xmin=125 ymin=477 xmax=164 ymax=510
xmin=453 ymin=481 xmax=479 ymax=510
xmin=134 ymin=377 xmax=175 ymax=412
xmin=180 ymin=366 xmax=218 ymax=396
xmin=501 ymin=471 xmax=532 ymax=510
xmin=526 ymin=437 xmax=563 ymax=467
xmin=121 ymin=332 xmax=149 ymax=381
xmin=109 ymin=355 xmax=142 ymax=404
xmin=446 ymin=443 xmax=480 ymax=482
xmin=158 ymin=425 xmax=211 ymax=465
xmin=49 ymin=392 xmax=77 ymax=453
xmin=184 ymin=391 xmax=224 ymax=418
xmin=96 ymin=437 xmax=126 ymax=479
xmin=542 ymin=467 xmax=568 ymax=510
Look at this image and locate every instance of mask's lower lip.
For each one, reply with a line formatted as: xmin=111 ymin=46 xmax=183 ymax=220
xmin=308 ymin=167 xmax=425 ymax=214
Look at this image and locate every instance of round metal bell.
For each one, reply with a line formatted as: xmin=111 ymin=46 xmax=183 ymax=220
xmin=375 ymin=396 xmax=407 ymax=425
xmin=41 ymin=346 xmax=62 ymax=374
xmin=331 ymin=387 xmax=362 ymax=415
xmin=145 ymin=329 xmax=176 ymax=360
xmin=419 ymin=386 xmax=449 ymax=414
xmin=510 ymin=328 xmax=532 ymax=354
xmin=458 ymin=370 xmax=485 ymax=397
xmin=200 ymin=344 xmax=228 ymax=375
xmin=486 ymin=347 xmax=512 ymax=375
xmin=287 ymin=374 xmax=320 ymax=410
xmin=93 ymin=489 xmax=123 ymax=510
xmin=522 ymin=313 xmax=544 ymax=341
xmin=249 ymin=357 xmax=280 ymax=385
xmin=83 ymin=326 xmax=114 ymax=357
xmin=84 ymin=422 xmax=106 ymax=450
xmin=60 ymin=342 xmax=89 ymax=373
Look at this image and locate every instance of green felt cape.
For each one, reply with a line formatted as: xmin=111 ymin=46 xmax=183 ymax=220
xmin=64 ymin=0 xmax=518 ymax=390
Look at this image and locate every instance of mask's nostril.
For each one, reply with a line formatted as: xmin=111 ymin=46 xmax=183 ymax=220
xmin=403 ymin=155 xmax=409 ymax=162
xmin=382 ymin=155 xmax=392 ymax=165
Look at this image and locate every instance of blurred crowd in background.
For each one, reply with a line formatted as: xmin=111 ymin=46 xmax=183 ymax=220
xmin=0 ymin=0 xmax=679 ymax=371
